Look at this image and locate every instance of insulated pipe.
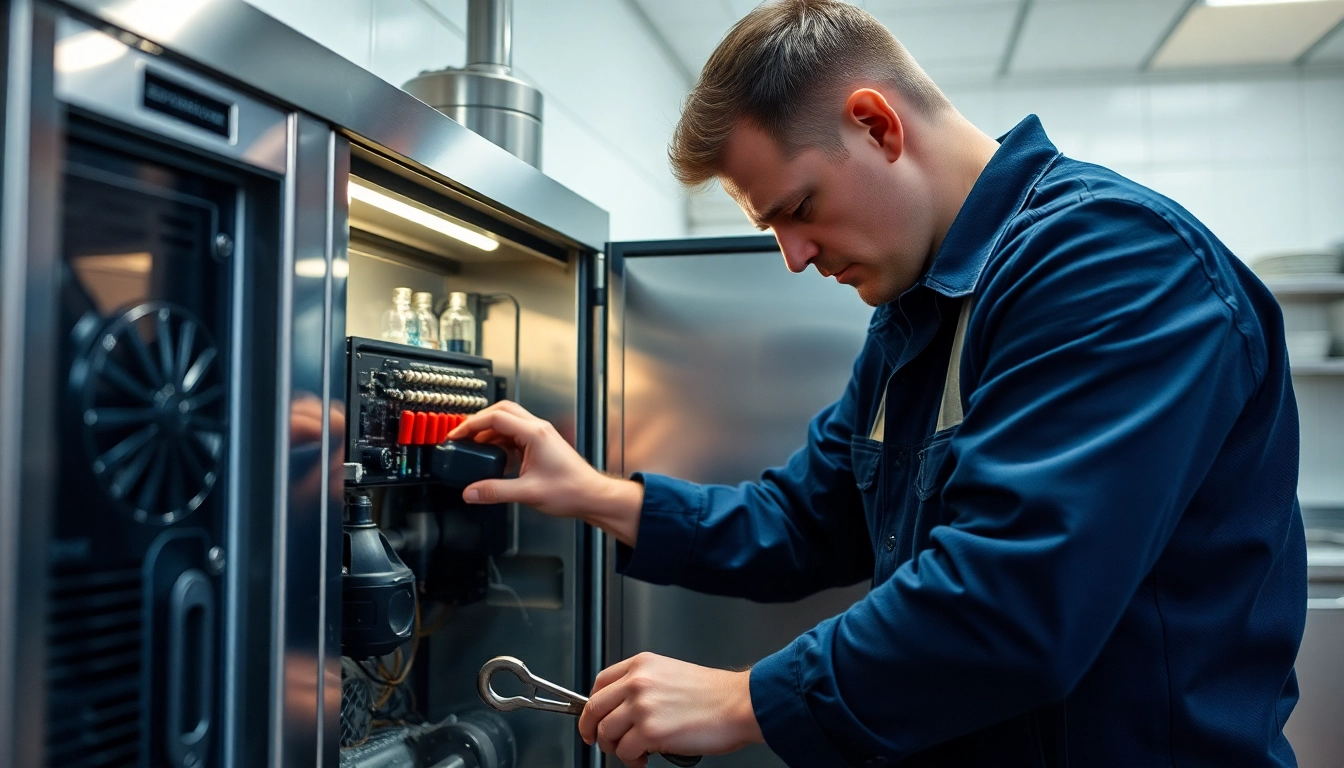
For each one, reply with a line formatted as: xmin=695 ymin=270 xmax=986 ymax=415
xmin=467 ymin=0 xmax=512 ymax=72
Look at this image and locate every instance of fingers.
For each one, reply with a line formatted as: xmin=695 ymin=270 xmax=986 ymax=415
xmin=593 ymin=702 xmax=636 ymax=755
xmin=449 ymin=408 xmax=540 ymax=446
xmin=592 ymin=656 xmax=636 ymax=695
xmin=615 ymin=731 xmax=651 ymax=768
xmin=447 ymin=400 xmax=534 ymax=439
xmin=579 ymin=669 xmax=628 ymax=745
xmin=462 ymin=477 xmax=535 ymax=505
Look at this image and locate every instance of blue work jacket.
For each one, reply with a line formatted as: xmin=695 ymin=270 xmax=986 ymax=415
xmin=617 ymin=115 xmax=1306 ymax=767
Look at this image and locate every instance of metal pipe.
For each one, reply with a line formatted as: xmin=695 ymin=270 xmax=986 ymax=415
xmin=467 ymin=0 xmax=511 ymax=72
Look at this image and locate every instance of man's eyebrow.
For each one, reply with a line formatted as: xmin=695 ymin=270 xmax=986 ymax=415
xmin=749 ymin=189 xmax=806 ymax=230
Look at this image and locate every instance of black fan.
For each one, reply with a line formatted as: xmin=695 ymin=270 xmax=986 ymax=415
xmin=70 ymin=301 xmax=225 ymax=524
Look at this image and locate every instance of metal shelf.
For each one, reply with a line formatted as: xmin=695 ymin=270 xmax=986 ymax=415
xmin=1292 ymin=359 xmax=1344 ymax=375
xmin=1264 ymin=276 xmax=1344 ymax=297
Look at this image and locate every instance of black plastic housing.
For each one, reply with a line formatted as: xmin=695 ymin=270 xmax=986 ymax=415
xmin=430 ymin=441 xmax=508 ymax=489
xmin=341 ymin=493 xmax=418 ymax=659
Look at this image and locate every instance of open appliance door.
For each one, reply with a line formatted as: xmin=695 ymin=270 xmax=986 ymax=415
xmin=602 ymin=236 xmax=873 ymax=768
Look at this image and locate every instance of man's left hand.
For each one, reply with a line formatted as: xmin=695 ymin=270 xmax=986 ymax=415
xmin=578 ymin=652 xmax=764 ymax=767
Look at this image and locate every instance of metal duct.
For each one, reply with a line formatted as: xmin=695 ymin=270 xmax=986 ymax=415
xmin=403 ymin=0 xmax=544 ymax=168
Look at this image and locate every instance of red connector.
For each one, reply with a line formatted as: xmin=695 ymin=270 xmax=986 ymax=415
xmin=397 ymin=410 xmax=414 ymax=445
xmin=412 ymin=412 xmax=429 ymax=444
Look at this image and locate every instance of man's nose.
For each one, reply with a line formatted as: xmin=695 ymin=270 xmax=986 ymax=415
xmin=775 ymin=229 xmax=818 ymax=274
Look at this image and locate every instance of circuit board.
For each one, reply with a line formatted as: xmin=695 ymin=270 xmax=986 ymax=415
xmin=346 ymin=337 xmax=499 ymax=485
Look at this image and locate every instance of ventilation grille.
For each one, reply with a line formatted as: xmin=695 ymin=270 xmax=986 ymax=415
xmin=46 ymin=565 xmax=143 ymax=768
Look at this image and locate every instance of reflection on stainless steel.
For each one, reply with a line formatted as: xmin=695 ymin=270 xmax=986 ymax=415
xmin=403 ymin=0 xmax=544 ymax=168
xmin=274 ymin=114 xmax=342 ymax=768
xmin=0 ymin=3 xmax=59 ymax=766
xmin=54 ymin=16 xmax=288 ymax=175
xmin=325 ymin=132 xmax=352 ymax=768
xmin=614 ymin=249 xmax=872 ymax=768
xmin=61 ymin=0 xmax=605 ymax=249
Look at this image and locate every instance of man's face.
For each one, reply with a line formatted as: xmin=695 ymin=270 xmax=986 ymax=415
xmin=719 ymin=111 xmax=936 ymax=307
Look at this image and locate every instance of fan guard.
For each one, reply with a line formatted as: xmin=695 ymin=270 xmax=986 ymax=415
xmin=71 ymin=301 xmax=225 ymax=525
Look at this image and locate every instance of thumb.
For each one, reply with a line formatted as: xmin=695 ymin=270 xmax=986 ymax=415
xmin=462 ymin=477 xmax=531 ymax=505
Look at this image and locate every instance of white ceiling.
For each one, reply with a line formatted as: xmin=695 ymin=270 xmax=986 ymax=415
xmin=630 ymin=0 xmax=1344 ymax=87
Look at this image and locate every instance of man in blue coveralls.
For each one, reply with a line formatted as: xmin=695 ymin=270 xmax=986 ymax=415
xmin=451 ymin=1 xmax=1307 ymax=765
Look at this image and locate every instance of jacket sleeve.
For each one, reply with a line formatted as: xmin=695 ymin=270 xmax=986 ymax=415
xmin=614 ymin=346 xmax=880 ymax=602
xmin=749 ymin=198 xmax=1261 ymax=765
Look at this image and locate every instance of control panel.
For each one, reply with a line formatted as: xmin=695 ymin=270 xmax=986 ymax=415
xmin=346 ymin=337 xmax=500 ymax=485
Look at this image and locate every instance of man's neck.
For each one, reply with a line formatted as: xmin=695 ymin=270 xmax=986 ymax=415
xmin=919 ymin=111 xmax=1001 ymax=259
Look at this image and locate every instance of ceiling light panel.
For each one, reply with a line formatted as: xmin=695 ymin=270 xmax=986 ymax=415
xmin=1009 ymin=0 xmax=1191 ymax=74
xmin=1152 ymin=0 xmax=1344 ymax=68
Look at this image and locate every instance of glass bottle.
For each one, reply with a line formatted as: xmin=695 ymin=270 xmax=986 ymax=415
xmin=412 ymin=291 xmax=439 ymax=349
xmin=381 ymin=286 xmax=419 ymax=346
xmin=439 ymin=292 xmax=475 ymax=354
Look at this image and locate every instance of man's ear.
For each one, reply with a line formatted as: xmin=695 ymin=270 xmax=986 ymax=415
xmin=845 ymin=88 xmax=903 ymax=163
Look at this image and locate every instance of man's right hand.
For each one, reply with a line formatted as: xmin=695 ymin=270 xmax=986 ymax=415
xmin=447 ymin=401 xmax=645 ymax=547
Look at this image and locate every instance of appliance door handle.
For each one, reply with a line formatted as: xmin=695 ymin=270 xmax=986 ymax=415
xmin=167 ymin=568 xmax=215 ymax=768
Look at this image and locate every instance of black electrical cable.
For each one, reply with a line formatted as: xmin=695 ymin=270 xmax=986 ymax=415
xmin=479 ymin=293 xmax=521 ymax=404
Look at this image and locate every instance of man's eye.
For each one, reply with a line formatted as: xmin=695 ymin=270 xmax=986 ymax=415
xmin=793 ymin=198 xmax=812 ymax=221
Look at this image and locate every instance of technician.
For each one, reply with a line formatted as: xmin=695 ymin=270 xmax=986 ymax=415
xmin=451 ymin=1 xmax=1306 ymax=765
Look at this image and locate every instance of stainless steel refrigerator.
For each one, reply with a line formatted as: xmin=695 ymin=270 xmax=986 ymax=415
xmin=1 ymin=2 xmax=1337 ymax=768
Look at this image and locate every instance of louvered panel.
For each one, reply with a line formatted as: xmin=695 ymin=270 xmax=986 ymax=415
xmin=46 ymin=565 xmax=143 ymax=768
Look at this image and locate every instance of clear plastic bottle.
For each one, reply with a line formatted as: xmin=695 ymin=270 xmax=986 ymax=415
xmin=439 ymin=292 xmax=475 ymax=354
xmin=412 ymin=291 xmax=439 ymax=349
xmin=381 ymin=286 xmax=420 ymax=346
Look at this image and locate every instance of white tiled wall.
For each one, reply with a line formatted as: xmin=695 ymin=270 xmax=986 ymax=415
xmin=947 ymin=71 xmax=1344 ymax=263
xmin=242 ymin=0 xmax=691 ymax=241
xmin=691 ymin=68 xmax=1344 ymax=264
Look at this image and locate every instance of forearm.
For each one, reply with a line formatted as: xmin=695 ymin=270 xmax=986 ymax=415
xmin=582 ymin=476 xmax=644 ymax=548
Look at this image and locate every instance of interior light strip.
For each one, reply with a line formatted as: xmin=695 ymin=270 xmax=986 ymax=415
xmin=1204 ymin=0 xmax=1336 ymax=7
xmin=349 ymin=181 xmax=499 ymax=252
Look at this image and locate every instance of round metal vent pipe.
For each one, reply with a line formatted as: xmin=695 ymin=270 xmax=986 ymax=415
xmin=403 ymin=0 xmax=544 ymax=168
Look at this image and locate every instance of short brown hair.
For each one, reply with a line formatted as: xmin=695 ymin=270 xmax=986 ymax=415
xmin=669 ymin=0 xmax=950 ymax=188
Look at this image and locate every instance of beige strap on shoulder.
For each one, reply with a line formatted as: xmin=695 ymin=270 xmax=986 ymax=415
xmin=868 ymin=298 xmax=972 ymax=441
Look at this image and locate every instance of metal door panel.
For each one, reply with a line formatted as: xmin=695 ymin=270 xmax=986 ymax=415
xmin=606 ymin=237 xmax=873 ymax=768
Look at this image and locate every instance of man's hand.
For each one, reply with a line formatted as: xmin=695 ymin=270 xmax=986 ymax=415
xmin=448 ymin=401 xmax=644 ymax=546
xmin=579 ymin=653 xmax=764 ymax=768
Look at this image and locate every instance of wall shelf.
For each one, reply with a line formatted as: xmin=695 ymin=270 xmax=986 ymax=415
xmin=1264 ymin=277 xmax=1344 ymax=298
xmin=1292 ymin=360 xmax=1344 ymax=376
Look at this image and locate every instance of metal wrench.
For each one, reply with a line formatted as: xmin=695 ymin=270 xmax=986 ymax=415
xmin=478 ymin=656 xmax=702 ymax=766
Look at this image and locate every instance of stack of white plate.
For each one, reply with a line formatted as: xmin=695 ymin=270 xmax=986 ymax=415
xmin=1252 ymin=249 xmax=1344 ymax=280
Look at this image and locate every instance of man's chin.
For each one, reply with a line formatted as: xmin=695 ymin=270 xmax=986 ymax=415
xmin=854 ymin=281 xmax=891 ymax=307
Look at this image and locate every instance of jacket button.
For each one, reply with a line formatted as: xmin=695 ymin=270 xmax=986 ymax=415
xmin=864 ymin=758 xmax=889 ymax=767
xmin=884 ymin=535 xmax=896 ymax=552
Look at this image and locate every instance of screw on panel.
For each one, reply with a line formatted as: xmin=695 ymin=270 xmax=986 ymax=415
xmin=207 ymin=546 xmax=226 ymax=575
xmin=213 ymin=233 xmax=234 ymax=260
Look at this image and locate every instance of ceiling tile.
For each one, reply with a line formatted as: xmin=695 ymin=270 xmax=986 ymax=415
xmin=1153 ymin=1 xmax=1344 ymax=68
xmin=867 ymin=3 xmax=1021 ymax=63
xmin=1009 ymin=0 xmax=1189 ymax=74
xmin=1307 ymin=17 xmax=1344 ymax=61
xmin=922 ymin=58 xmax=1002 ymax=84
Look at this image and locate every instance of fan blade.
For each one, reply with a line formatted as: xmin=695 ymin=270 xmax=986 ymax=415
xmin=183 ymin=385 xmax=224 ymax=411
xmin=125 ymin=320 xmax=165 ymax=388
xmin=175 ymin=320 xmax=197 ymax=385
xmin=156 ymin=310 xmax=175 ymax=385
xmin=190 ymin=428 xmax=224 ymax=460
xmin=137 ymin=445 xmax=168 ymax=515
xmin=87 ymin=407 xmax=156 ymax=430
xmin=98 ymin=358 xmax=156 ymax=403
xmin=166 ymin=451 xmax=185 ymax=514
xmin=182 ymin=346 xmax=217 ymax=393
xmin=97 ymin=423 xmax=160 ymax=473
xmin=177 ymin=436 xmax=211 ymax=486
xmin=108 ymin=437 xmax=158 ymax=500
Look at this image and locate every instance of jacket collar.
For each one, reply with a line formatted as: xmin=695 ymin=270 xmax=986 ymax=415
xmin=866 ymin=115 xmax=1062 ymax=362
